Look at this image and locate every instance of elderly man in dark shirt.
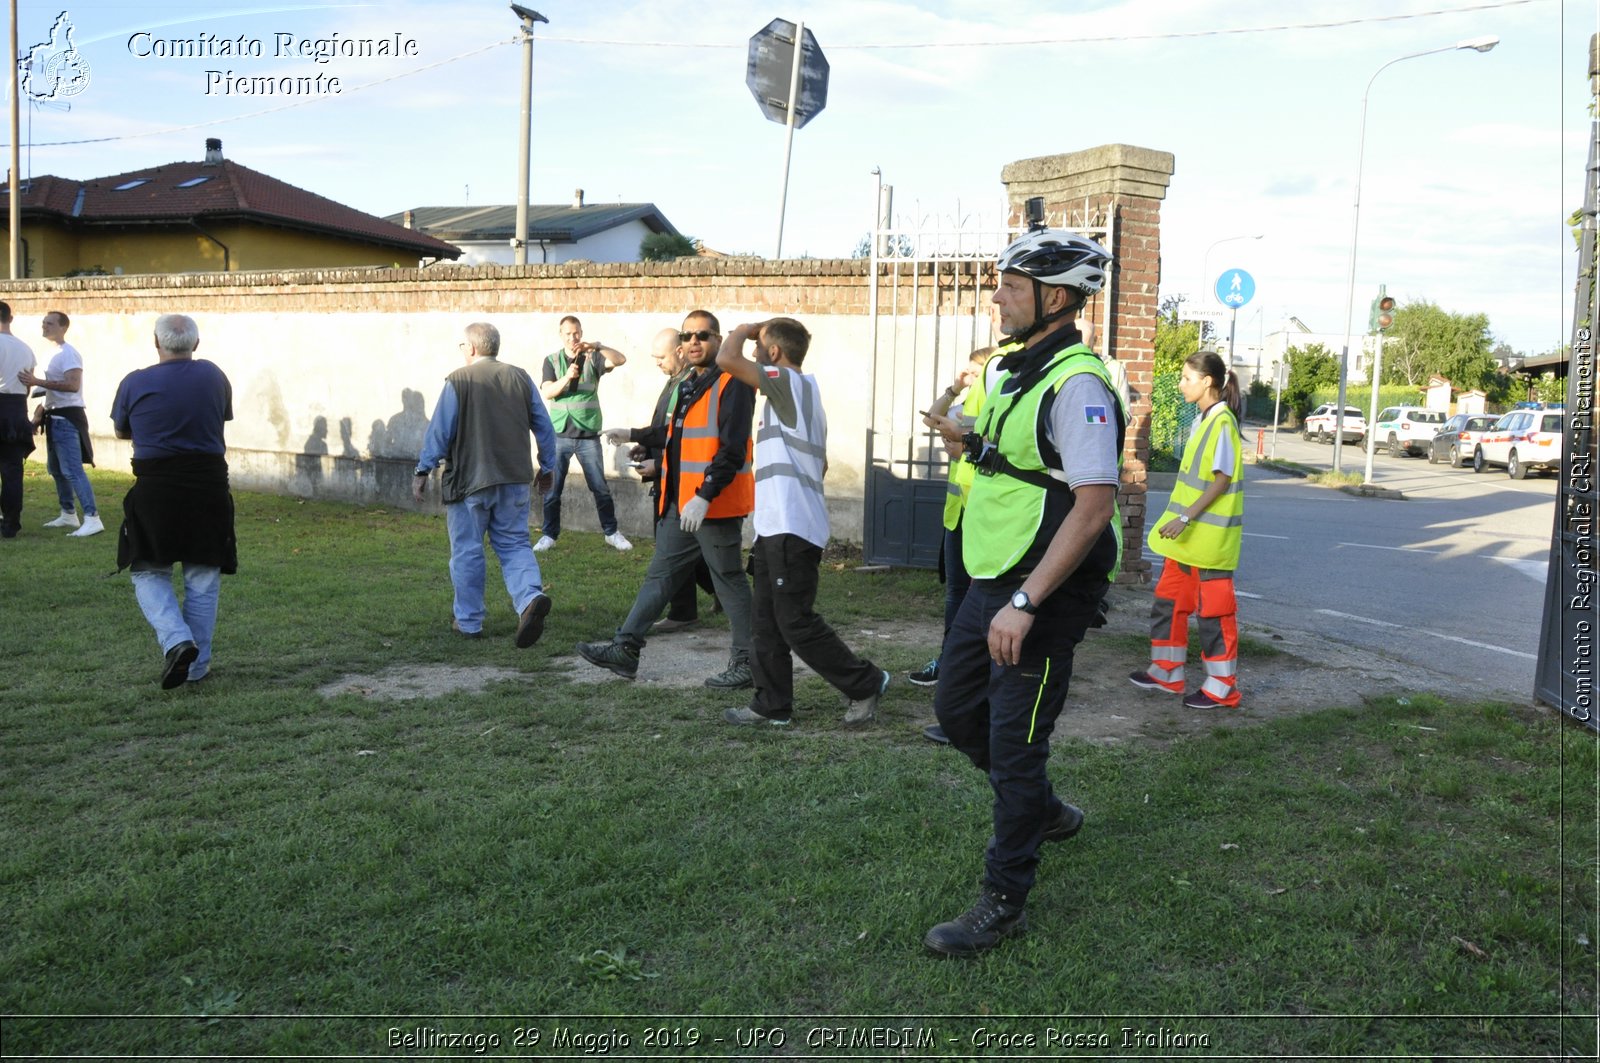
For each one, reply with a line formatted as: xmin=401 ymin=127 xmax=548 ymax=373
xmin=112 ymin=314 xmax=236 ymax=688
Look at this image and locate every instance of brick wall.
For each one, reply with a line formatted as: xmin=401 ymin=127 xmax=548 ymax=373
xmin=6 ymin=143 xmax=1173 ymax=565
xmin=2 ymin=260 xmax=904 ymax=541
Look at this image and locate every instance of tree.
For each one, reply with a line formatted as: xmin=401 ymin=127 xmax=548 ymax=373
xmin=1381 ymin=300 xmax=1494 ymax=390
xmin=1282 ymin=342 xmax=1339 ymax=420
xmin=639 ymin=233 xmax=698 ymax=261
xmin=1153 ymin=310 xmax=1201 ymax=375
xmin=1153 ymin=294 xmax=1219 ymax=372
xmin=851 ymin=232 xmax=915 ymax=258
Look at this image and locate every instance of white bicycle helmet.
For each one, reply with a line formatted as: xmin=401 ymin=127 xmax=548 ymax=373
xmin=996 ymin=228 xmax=1112 ymax=296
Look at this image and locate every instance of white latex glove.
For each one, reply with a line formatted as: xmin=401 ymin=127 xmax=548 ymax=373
xmin=679 ymin=494 xmax=710 ymax=533
xmin=601 ymin=428 xmax=630 ymax=445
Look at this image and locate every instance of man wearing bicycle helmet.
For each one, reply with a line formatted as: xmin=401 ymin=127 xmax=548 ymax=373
xmin=920 ymin=215 xmax=1125 ymax=957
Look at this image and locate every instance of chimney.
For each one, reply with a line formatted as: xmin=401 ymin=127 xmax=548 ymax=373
xmin=402 ymin=210 xmax=414 ymax=229
xmin=572 ymin=187 xmax=584 ymax=209
xmin=203 ymin=138 xmax=223 ymax=165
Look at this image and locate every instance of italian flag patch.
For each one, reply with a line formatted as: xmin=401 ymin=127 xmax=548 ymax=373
xmin=1084 ymin=405 xmax=1108 ymax=425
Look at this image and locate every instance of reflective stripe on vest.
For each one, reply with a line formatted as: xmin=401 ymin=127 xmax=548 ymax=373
xmin=666 ymin=371 xmax=753 ymax=519
xmin=1147 ymin=406 xmax=1244 ymax=570
xmin=962 ymin=347 xmax=1123 ymax=581
xmin=753 ymin=369 xmax=830 ymax=545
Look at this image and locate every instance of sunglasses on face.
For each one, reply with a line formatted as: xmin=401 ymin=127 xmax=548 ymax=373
xmin=679 ymin=329 xmax=716 ymax=343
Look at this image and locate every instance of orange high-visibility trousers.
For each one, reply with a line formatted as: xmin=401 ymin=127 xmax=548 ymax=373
xmin=1148 ymin=558 xmax=1240 ymax=706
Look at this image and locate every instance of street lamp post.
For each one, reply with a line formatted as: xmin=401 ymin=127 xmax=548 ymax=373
xmin=510 ymin=4 xmax=547 ymax=268
xmin=1330 ymin=34 xmax=1498 ymax=473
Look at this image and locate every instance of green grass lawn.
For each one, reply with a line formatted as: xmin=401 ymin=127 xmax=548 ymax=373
xmin=2 ymin=463 xmax=1595 ymax=1058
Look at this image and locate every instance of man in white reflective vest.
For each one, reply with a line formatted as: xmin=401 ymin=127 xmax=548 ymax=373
xmin=715 ymin=317 xmax=889 ymax=727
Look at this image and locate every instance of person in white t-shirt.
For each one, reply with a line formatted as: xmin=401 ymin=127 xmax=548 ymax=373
xmin=0 ymin=301 xmax=37 ymax=538
xmin=19 ymin=309 xmax=101 ymax=536
xmin=714 ymin=317 xmax=889 ymax=728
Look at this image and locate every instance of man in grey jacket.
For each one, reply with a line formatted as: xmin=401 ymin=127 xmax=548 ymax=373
xmin=414 ymin=322 xmax=558 ymax=646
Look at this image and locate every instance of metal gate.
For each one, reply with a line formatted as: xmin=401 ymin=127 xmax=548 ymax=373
xmin=862 ymin=197 xmax=1111 ymax=567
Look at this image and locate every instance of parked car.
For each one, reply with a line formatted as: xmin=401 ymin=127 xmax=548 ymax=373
xmin=1302 ymin=403 xmax=1366 ymax=444
xmin=1429 ymin=412 xmax=1499 ymax=467
xmin=1474 ymin=408 xmax=1566 ymax=478
xmin=1372 ymin=405 xmax=1448 ymax=457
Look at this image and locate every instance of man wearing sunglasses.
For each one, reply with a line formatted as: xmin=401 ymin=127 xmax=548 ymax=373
xmin=580 ymin=310 xmax=756 ymax=689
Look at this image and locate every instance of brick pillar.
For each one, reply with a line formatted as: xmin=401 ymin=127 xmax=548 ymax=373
xmin=1001 ymin=144 xmax=1175 ymax=584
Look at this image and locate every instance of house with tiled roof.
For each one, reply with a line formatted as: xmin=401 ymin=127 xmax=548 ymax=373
xmin=0 ymin=138 xmax=460 ymax=276
xmin=386 ymin=190 xmax=681 ymax=265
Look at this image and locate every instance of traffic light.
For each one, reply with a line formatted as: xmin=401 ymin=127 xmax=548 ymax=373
xmin=1368 ymin=286 xmax=1397 ymax=333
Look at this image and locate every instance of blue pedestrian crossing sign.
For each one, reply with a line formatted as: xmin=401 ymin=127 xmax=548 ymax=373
xmin=1215 ymin=268 xmax=1255 ymax=308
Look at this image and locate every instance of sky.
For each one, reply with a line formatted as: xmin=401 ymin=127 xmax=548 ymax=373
xmin=5 ymin=0 xmax=1591 ymax=357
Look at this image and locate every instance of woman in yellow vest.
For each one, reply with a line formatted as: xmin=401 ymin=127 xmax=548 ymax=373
xmin=1131 ymin=350 xmax=1244 ymax=708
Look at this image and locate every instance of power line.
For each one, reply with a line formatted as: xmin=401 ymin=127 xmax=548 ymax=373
xmin=1 ymin=0 xmax=1545 ymax=149
xmin=539 ymin=0 xmax=1545 ymax=50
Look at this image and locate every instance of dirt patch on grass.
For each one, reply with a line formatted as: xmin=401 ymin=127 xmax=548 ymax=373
xmin=320 ymin=585 xmax=1481 ymax=747
xmin=317 ymin=664 xmax=524 ymax=701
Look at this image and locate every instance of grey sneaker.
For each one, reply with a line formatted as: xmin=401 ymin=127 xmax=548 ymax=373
xmin=576 ymin=639 xmax=639 ymax=679
xmin=722 ymin=705 xmax=791 ymax=727
xmin=843 ymin=669 xmax=891 ymax=726
xmin=704 ymin=658 xmax=752 ymax=689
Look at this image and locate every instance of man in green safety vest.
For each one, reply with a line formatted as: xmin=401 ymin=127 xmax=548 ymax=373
xmin=920 ymin=223 xmax=1125 ymax=957
xmin=536 ymin=315 xmax=632 ymax=553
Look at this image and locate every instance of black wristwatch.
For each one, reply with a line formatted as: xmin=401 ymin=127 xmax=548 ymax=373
xmin=1010 ymin=590 xmax=1038 ymax=615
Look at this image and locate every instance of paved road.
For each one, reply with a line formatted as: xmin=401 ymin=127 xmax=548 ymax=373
xmin=1142 ymin=423 xmax=1560 ymax=702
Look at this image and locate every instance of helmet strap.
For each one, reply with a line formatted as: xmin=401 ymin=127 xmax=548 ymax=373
xmin=1004 ymin=280 xmax=1080 ymax=345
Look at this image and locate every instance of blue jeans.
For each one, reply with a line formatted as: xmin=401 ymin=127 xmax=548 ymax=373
xmin=447 ymin=482 xmax=544 ymax=633
xmin=47 ymin=415 xmax=96 ymax=516
xmin=131 ymin=563 xmax=221 ymax=680
xmin=541 ymin=435 xmax=617 ymax=538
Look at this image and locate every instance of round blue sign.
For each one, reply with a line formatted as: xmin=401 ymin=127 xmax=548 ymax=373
xmin=1215 ymin=268 xmax=1255 ymax=308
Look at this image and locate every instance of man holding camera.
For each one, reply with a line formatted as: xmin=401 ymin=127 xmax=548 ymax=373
xmin=919 ymin=221 xmax=1124 ymax=957
xmin=616 ymin=326 xmax=716 ymax=631
xmin=536 ymin=314 xmax=630 ymax=552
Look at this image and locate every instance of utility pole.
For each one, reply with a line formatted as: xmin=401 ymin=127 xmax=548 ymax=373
xmin=510 ymin=5 xmax=547 ymax=267
xmin=9 ymin=0 xmax=21 ymax=278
